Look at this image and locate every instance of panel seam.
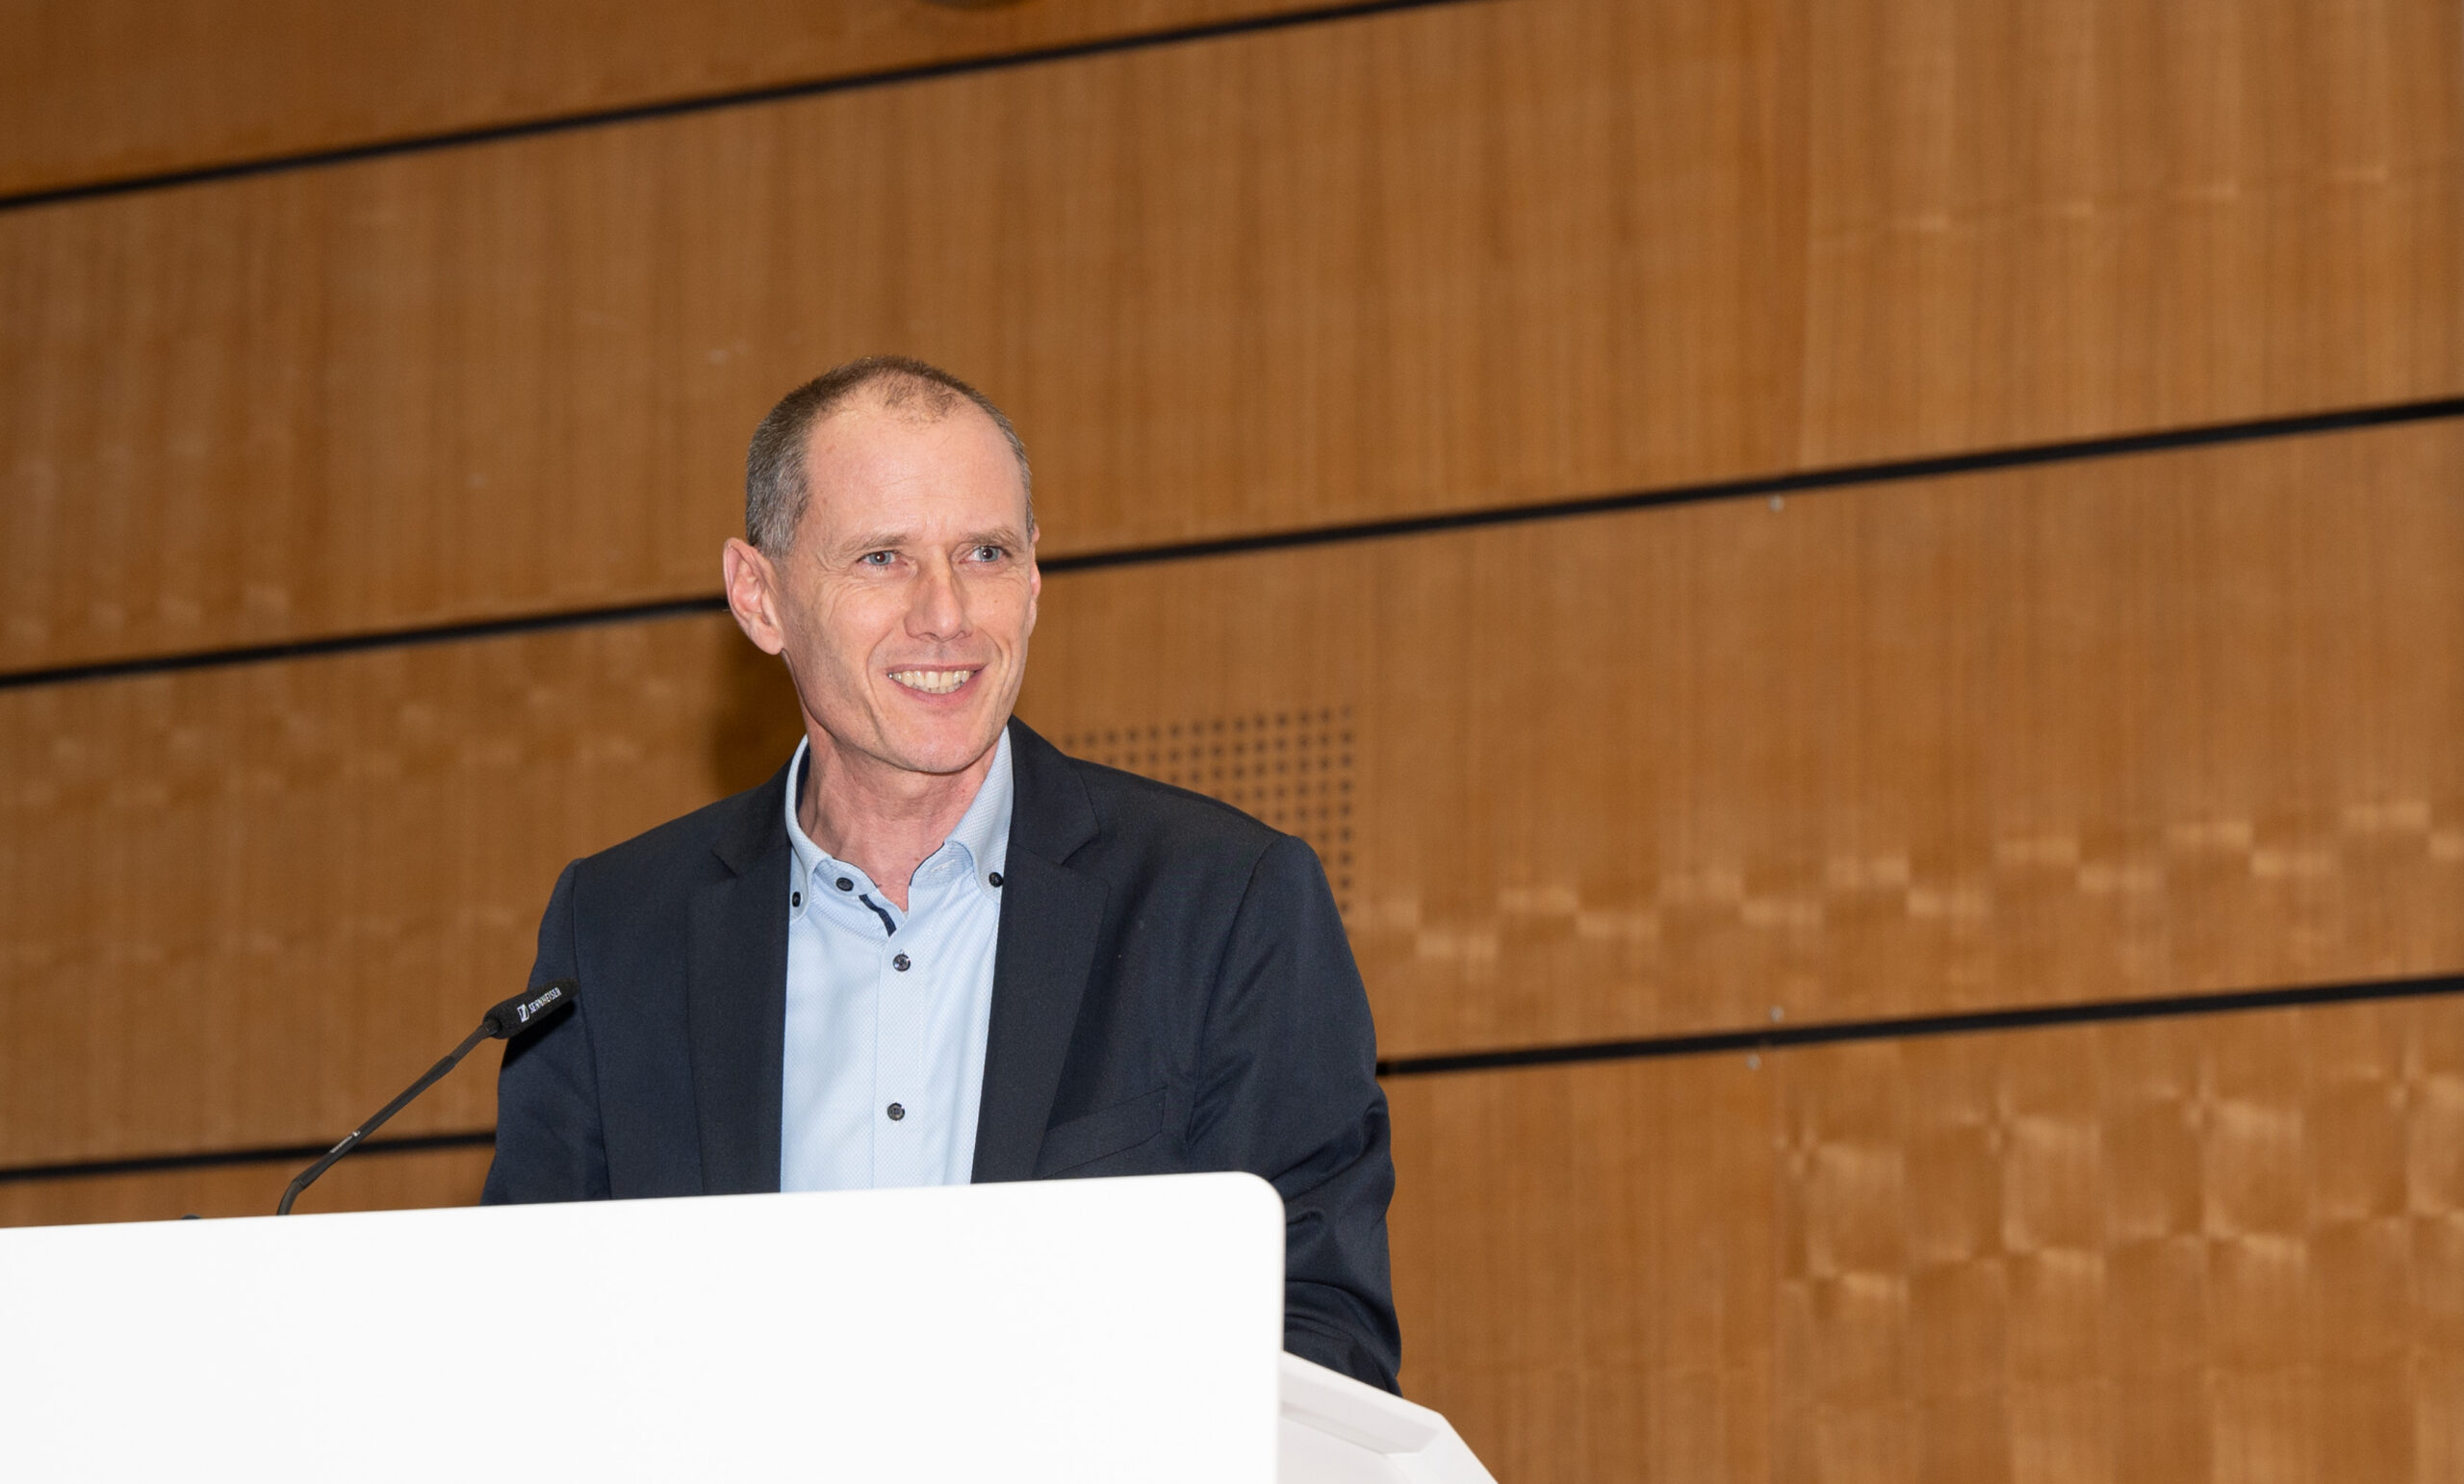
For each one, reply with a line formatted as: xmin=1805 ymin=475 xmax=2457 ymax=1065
xmin=0 ymin=0 xmax=1484 ymax=213
xmin=9 ymin=971 xmax=2459 ymax=1185
xmin=1373 ymin=971 xmax=2464 ymax=1077
xmin=6 ymin=392 xmax=2457 ymax=694
xmin=0 ymin=1128 xmax=496 ymax=1189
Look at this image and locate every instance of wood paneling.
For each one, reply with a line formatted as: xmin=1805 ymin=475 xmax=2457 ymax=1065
xmin=1387 ymin=1054 xmax=1774 ymax=1484
xmin=17 ymin=985 xmax=2455 ymax=1483
xmin=1028 ymin=422 xmax=2464 ymax=1056
xmin=0 ymin=0 xmax=1339 ymax=199
xmin=1795 ymin=0 xmax=2464 ymax=463
xmin=0 ymin=613 xmax=804 ymax=1167
xmin=1390 ymin=993 xmax=2464 ymax=1484
xmin=6 ymin=0 xmax=2454 ymax=674
xmin=1772 ymin=995 xmax=2464 ymax=1484
xmin=0 ymin=1144 xmax=491 ymax=1229
xmin=4 ymin=421 xmax=2454 ymax=1166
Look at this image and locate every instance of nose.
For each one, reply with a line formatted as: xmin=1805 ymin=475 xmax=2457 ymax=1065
xmin=906 ymin=554 xmax=969 ymax=643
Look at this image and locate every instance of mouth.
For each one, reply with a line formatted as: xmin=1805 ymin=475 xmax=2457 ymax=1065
xmin=886 ymin=667 xmax=979 ymax=697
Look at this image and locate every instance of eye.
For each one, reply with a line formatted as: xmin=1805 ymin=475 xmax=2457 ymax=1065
xmin=968 ymin=544 xmax=1007 ymax=563
xmin=859 ymin=550 xmax=897 ymax=568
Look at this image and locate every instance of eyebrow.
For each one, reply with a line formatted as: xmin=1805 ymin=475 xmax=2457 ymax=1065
xmin=831 ymin=527 xmax=1028 ymax=558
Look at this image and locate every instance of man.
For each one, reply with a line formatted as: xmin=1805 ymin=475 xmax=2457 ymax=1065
xmin=483 ymin=356 xmax=1400 ymax=1391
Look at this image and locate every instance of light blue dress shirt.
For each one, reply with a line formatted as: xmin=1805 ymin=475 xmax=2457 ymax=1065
xmin=779 ymin=729 xmax=1011 ymax=1191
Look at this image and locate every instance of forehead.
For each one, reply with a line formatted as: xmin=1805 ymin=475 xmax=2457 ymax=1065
xmin=799 ymin=395 xmax=1027 ymax=540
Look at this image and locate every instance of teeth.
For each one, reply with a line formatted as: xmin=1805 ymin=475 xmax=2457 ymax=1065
xmin=888 ymin=669 xmax=973 ymax=696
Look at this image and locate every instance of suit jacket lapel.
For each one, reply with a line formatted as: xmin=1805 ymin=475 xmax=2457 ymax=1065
xmin=686 ymin=763 xmax=792 ymax=1195
xmin=972 ymin=719 xmax=1108 ymax=1183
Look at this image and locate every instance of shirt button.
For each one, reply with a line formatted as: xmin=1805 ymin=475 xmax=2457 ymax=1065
xmin=790 ymin=891 xmax=802 ymax=908
xmin=988 ymin=871 xmax=1004 ymax=887
xmin=892 ymin=953 xmax=911 ymax=972
xmin=886 ymin=1102 xmax=906 ymax=1121
xmin=835 ymin=877 xmax=854 ymax=892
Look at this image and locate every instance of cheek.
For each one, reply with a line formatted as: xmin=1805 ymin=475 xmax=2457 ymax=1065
xmin=801 ymin=589 xmax=894 ymax=679
xmin=983 ymin=577 xmax=1038 ymax=648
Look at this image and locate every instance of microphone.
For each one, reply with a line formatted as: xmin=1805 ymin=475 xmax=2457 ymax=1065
xmin=275 ymin=980 xmax=578 ymax=1215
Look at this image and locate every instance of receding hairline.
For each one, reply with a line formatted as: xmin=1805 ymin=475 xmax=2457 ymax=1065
xmin=800 ymin=381 xmax=1032 ymax=528
xmin=830 ymin=367 xmax=972 ymax=422
xmin=808 ymin=371 xmax=1000 ymax=446
xmin=743 ymin=355 xmax=1034 ymax=556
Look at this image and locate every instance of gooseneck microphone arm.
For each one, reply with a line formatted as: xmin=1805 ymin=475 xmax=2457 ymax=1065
xmin=275 ymin=979 xmax=578 ymax=1216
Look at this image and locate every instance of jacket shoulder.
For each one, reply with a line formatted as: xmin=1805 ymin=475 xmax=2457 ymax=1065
xmin=570 ymin=769 xmax=783 ymax=894
xmin=1065 ymin=755 xmax=1291 ymax=863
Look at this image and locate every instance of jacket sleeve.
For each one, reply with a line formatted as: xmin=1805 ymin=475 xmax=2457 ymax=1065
xmin=1188 ymin=833 xmax=1402 ymax=1394
xmin=480 ymin=860 xmax=612 ymax=1204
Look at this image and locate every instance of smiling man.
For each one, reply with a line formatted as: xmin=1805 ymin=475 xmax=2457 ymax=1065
xmin=482 ymin=357 xmax=1401 ymax=1391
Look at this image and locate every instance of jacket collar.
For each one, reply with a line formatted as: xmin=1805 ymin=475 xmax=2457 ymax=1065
xmin=687 ymin=761 xmax=793 ymax=1194
xmin=710 ymin=758 xmax=791 ymax=878
xmin=970 ymin=718 xmax=1108 ymax=1182
xmin=1000 ymin=715 xmax=1099 ymax=864
xmin=689 ymin=721 xmax=1110 ymax=1190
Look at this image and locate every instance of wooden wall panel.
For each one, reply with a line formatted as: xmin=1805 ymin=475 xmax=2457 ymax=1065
xmin=1028 ymin=422 xmax=2464 ymax=1055
xmin=1796 ymin=0 xmax=2464 ymax=463
xmin=0 ymin=614 xmax=804 ymax=1167
xmin=0 ymin=0 xmax=1339 ymax=199
xmin=4 ymin=420 xmax=2453 ymax=1167
xmin=1772 ymin=995 xmax=2464 ymax=1484
xmin=1387 ymin=1054 xmax=1775 ymax=1484
xmin=1388 ymin=993 xmax=2464 ymax=1484
xmin=0 ymin=1145 xmax=491 ymax=1229
xmin=6 ymin=0 xmax=2454 ymax=674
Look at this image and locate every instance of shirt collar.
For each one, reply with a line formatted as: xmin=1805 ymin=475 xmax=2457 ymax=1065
xmin=940 ymin=726 xmax=1015 ymax=886
xmin=783 ymin=728 xmax=1015 ymax=912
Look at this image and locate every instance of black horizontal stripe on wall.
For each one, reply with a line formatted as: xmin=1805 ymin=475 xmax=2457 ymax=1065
xmin=0 ymin=594 xmax=729 ymax=693
xmin=0 ymin=1129 xmax=495 ymax=1188
xmin=1373 ymin=971 xmax=2464 ymax=1078
xmin=0 ymin=0 xmax=1481 ymax=213
xmin=1043 ymin=392 xmax=2464 ymax=573
xmin=6 ymin=391 xmax=2460 ymax=695
xmin=8 ymin=971 xmax=2459 ymax=1186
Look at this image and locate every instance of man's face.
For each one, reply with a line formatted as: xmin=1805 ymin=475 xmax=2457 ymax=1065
xmin=755 ymin=396 xmax=1039 ymax=780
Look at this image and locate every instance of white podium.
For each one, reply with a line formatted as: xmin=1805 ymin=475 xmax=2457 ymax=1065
xmin=0 ymin=1172 xmax=1491 ymax=1482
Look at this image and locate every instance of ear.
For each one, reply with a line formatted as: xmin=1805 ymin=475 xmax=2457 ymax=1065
xmin=722 ymin=538 xmax=789 ymax=655
xmin=1024 ymin=526 xmax=1041 ymax=628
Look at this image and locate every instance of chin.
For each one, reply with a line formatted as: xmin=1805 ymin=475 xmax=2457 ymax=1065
xmin=886 ymin=721 xmax=1004 ymax=777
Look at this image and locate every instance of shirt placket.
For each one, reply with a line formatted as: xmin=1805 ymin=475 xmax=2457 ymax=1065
xmin=825 ymin=861 xmax=903 ymax=1189
xmin=871 ymin=860 xmax=929 ymax=1187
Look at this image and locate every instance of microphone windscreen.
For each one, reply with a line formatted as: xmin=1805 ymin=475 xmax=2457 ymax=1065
xmin=484 ymin=979 xmax=579 ymax=1039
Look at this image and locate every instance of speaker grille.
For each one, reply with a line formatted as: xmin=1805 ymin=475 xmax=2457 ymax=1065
xmin=1056 ymin=707 xmax=1354 ymax=911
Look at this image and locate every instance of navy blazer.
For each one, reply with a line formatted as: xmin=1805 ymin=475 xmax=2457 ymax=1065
xmin=483 ymin=717 xmax=1401 ymax=1391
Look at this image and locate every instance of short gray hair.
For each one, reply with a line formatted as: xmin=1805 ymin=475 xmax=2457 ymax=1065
xmin=743 ymin=356 xmax=1034 ymax=556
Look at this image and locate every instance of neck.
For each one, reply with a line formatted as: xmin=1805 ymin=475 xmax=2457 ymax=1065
xmin=797 ymin=729 xmax=1000 ymax=912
